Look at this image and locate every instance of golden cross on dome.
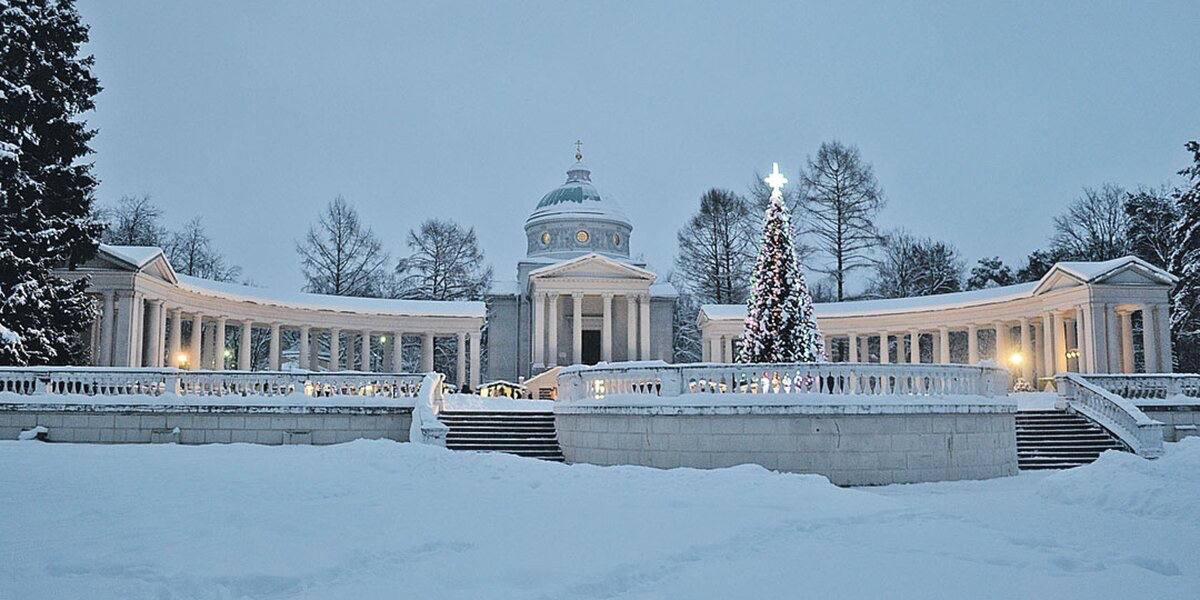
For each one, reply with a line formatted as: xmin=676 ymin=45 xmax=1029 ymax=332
xmin=764 ymin=162 xmax=788 ymax=193
xmin=575 ymin=140 xmax=583 ymax=161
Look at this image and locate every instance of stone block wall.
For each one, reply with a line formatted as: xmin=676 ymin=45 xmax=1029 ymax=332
xmin=556 ymin=411 xmax=1018 ymax=486
xmin=0 ymin=405 xmax=412 ymax=445
xmin=1138 ymin=405 xmax=1200 ymax=442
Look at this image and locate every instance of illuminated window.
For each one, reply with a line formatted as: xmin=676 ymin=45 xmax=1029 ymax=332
xmin=612 ymin=233 xmax=621 ymax=247
xmin=540 ymin=231 xmax=551 ymax=245
xmin=575 ymin=230 xmax=589 ymax=244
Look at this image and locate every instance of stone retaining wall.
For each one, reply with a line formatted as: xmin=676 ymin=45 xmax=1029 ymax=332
xmin=556 ymin=407 xmax=1017 ymax=486
xmin=0 ymin=404 xmax=412 ymax=445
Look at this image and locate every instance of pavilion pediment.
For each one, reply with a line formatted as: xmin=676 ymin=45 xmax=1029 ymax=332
xmin=529 ymin=253 xmax=656 ymax=283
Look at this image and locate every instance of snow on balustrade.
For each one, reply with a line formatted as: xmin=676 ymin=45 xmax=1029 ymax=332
xmin=0 ymin=367 xmax=428 ymax=402
xmin=558 ymin=362 xmax=1010 ymax=402
xmin=1079 ymin=374 xmax=1200 ymax=401
xmin=1056 ymin=373 xmax=1164 ymax=458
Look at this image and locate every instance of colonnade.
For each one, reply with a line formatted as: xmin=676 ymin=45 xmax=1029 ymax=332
xmin=701 ymin=303 xmax=1173 ymax=377
xmin=89 ymin=291 xmax=484 ymax=388
xmin=531 ymin=291 xmax=652 ymax=367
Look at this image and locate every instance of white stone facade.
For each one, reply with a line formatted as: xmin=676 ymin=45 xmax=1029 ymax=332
xmin=700 ymin=257 xmax=1177 ymax=378
xmin=61 ymin=246 xmax=485 ymax=387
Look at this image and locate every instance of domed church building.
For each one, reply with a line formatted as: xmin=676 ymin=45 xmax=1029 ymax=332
xmin=485 ymin=148 xmax=677 ymax=383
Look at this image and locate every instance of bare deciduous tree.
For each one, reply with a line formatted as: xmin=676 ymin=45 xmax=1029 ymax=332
xmin=675 ymin=188 xmax=755 ymax=304
xmin=296 ymin=196 xmax=389 ymax=297
xmin=796 ymin=141 xmax=885 ymax=300
xmin=1050 ymin=184 xmax=1131 ymax=261
xmin=868 ymin=231 xmax=963 ymax=299
xmin=394 ymin=219 xmax=492 ymax=301
xmin=99 ymin=194 xmax=169 ymax=247
xmin=166 ymin=217 xmax=240 ymax=282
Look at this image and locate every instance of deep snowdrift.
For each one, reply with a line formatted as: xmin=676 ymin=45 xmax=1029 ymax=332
xmin=1 ymin=439 xmax=1196 ymax=599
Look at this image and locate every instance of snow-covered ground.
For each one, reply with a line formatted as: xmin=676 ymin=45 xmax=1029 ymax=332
xmin=1 ymin=439 xmax=1196 ymax=599
xmin=442 ymin=393 xmax=554 ymax=412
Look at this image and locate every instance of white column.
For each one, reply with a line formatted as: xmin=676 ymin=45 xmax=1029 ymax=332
xmin=130 ymin=294 xmax=145 ymax=368
xmin=456 ymin=331 xmax=466 ymax=387
xmin=167 ymin=307 xmax=181 ymax=368
xmin=879 ymin=333 xmax=890 ymax=364
xmin=994 ymin=321 xmax=1008 ymax=365
xmin=237 ymin=320 xmax=251 ymax=370
xmin=299 ymin=326 xmax=311 ymax=370
xmin=1019 ymin=318 xmax=1032 ymax=382
xmin=701 ymin=334 xmax=711 ymax=361
xmin=143 ymin=300 xmax=161 ymax=368
xmin=391 ymin=332 xmax=403 ymax=372
xmin=709 ymin=336 xmax=721 ymax=363
xmin=1100 ymin=304 xmax=1118 ymax=373
xmin=626 ymin=295 xmax=637 ymax=360
xmin=1119 ymin=311 xmax=1134 ymax=373
xmin=329 ymin=328 xmax=341 ymax=370
xmin=724 ymin=335 xmax=734 ymax=363
xmin=469 ymin=331 xmax=481 ymax=390
xmin=859 ymin=335 xmax=869 ymax=363
xmin=547 ymin=293 xmax=559 ymax=367
xmin=421 ymin=332 xmax=434 ymax=372
xmin=572 ymin=293 xmax=584 ymax=365
xmin=189 ymin=313 xmax=204 ymax=371
xmin=214 ymin=317 xmax=227 ymax=370
xmin=1052 ymin=313 xmax=1069 ymax=373
xmin=99 ymin=291 xmax=115 ymax=366
xmin=938 ymin=327 xmax=950 ymax=364
xmin=345 ymin=332 xmax=357 ymax=370
xmin=601 ymin=293 xmax=613 ymax=362
xmin=909 ymin=330 xmax=921 ymax=364
xmin=848 ymin=333 xmax=858 ymax=362
xmin=269 ymin=323 xmax=281 ymax=370
xmin=639 ymin=294 xmax=651 ymax=360
xmin=1074 ymin=309 xmax=1088 ymax=374
xmin=1042 ymin=313 xmax=1056 ymax=375
xmin=156 ymin=303 xmax=168 ymax=367
xmin=531 ymin=292 xmax=545 ymax=367
xmin=1155 ymin=304 xmax=1173 ymax=373
xmin=967 ymin=325 xmax=979 ymax=364
xmin=360 ymin=330 xmax=371 ymax=372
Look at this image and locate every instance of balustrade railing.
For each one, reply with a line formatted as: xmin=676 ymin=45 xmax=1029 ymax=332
xmin=558 ymin=362 xmax=1010 ymax=403
xmin=1078 ymin=374 xmax=1200 ymax=401
xmin=0 ymin=368 xmax=427 ymax=401
xmin=1056 ymin=373 xmax=1164 ymax=458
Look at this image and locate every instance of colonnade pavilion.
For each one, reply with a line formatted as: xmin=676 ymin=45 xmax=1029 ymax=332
xmin=64 ymin=245 xmax=486 ymax=389
xmin=58 ymin=152 xmax=1179 ymax=390
xmin=699 ymin=256 xmax=1177 ymax=379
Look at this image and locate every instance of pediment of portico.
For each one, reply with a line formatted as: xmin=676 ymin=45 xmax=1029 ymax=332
xmin=528 ymin=253 xmax=656 ymax=290
xmin=1033 ymin=256 xmax=1175 ymax=295
xmin=86 ymin=245 xmax=178 ymax=284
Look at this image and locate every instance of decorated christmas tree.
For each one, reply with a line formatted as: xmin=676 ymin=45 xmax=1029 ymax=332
xmin=738 ymin=163 xmax=826 ymax=363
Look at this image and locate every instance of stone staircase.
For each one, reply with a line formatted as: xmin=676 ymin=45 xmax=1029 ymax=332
xmin=440 ymin=411 xmax=564 ymax=462
xmin=1016 ymin=409 xmax=1127 ymax=470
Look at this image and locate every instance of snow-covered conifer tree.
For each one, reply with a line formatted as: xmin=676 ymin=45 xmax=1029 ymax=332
xmin=1170 ymin=140 xmax=1200 ymax=372
xmin=0 ymin=0 xmax=103 ymax=365
xmin=738 ymin=163 xmax=825 ymax=363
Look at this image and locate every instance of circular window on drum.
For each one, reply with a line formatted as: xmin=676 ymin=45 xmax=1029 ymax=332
xmin=540 ymin=231 xmax=552 ymax=246
xmin=612 ymin=233 xmax=622 ymax=247
xmin=575 ymin=230 xmax=590 ymax=244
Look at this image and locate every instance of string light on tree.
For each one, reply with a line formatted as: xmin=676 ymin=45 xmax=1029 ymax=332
xmin=738 ymin=162 xmax=826 ymax=363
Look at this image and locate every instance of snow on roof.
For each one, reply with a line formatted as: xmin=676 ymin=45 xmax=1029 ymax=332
xmin=703 ymin=282 xmax=1039 ymax=321
xmin=649 ymin=281 xmax=679 ymax=298
xmin=489 ymin=280 xmax=522 ymax=296
xmin=701 ymin=256 xmax=1175 ymax=322
xmin=176 ymin=275 xmax=485 ymax=319
xmin=1055 ymin=256 xmax=1177 ymax=283
xmin=99 ymin=245 xmax=167 ymax=269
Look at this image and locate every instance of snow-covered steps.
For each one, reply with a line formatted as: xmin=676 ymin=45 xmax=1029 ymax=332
xmin=1016 ymin=409 xmax=1127 ymax=470
xmin=439 ymin=411 xmax=564 ymax=462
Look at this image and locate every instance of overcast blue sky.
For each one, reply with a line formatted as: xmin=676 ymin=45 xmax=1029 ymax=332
xmin=77 ymin=1 xmax=1200 ymax=291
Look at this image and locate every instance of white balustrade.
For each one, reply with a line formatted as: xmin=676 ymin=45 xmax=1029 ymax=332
xmin=1056 ymin=373 xmax=1164 ymax=458
xmin=0 ymin=368 xmax=428 ymax=401
xmin=408 ymin=372 xmax=449 ymax=446
xmin=1078 ymin=374 xmax=1200 ymax=401
xmin=558 ymin=362 xmax=1011 ymax=402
